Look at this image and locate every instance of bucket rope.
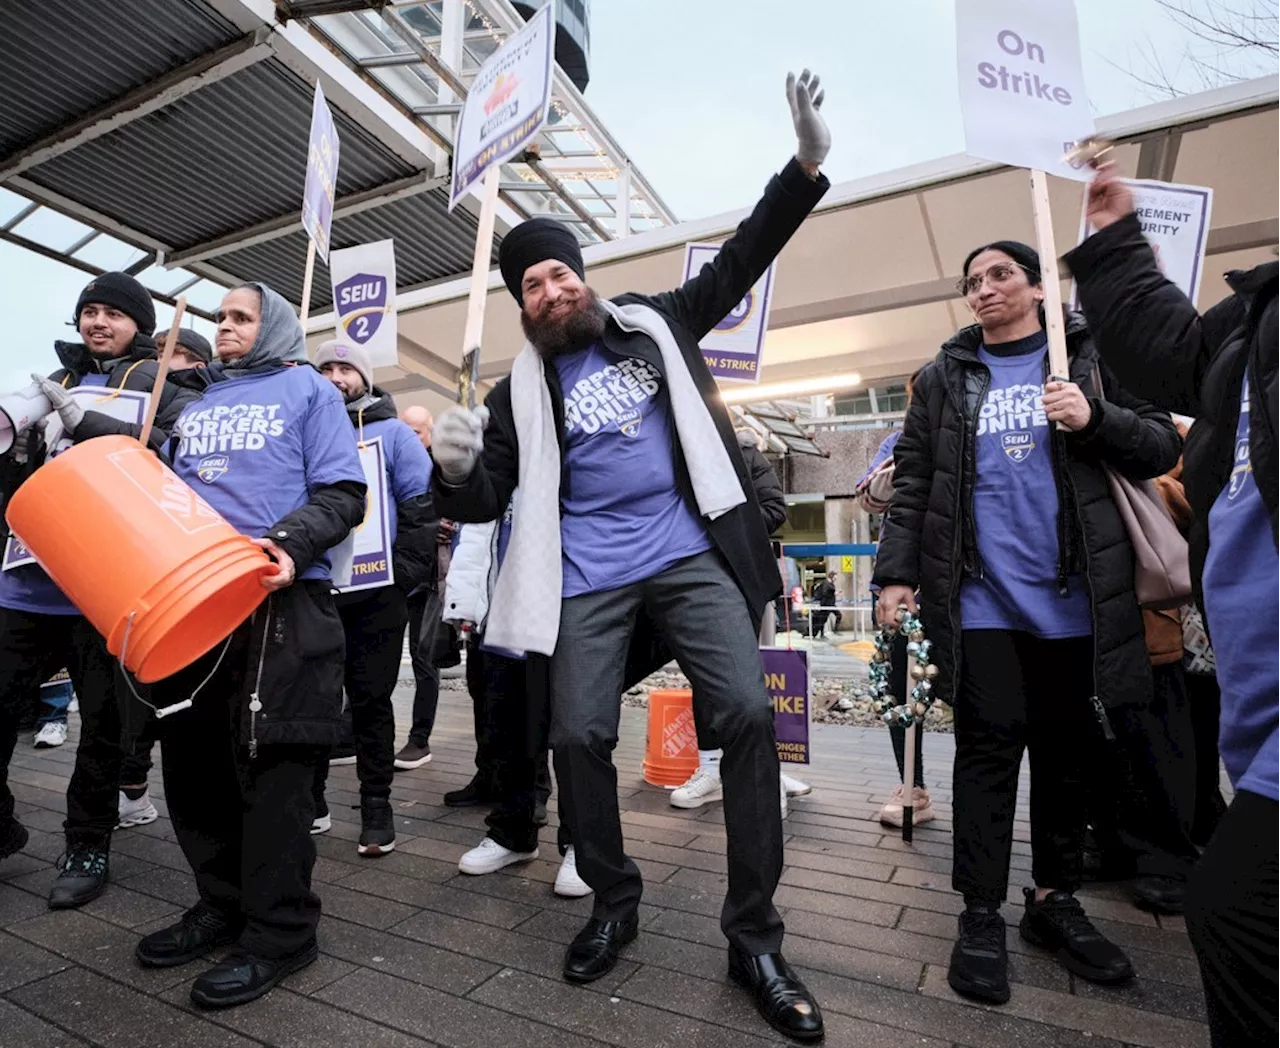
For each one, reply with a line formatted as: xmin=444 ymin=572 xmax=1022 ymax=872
xmin=116 ymin=610 xmax=234 ymax=719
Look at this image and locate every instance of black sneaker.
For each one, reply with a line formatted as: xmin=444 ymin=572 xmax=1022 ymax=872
xmin=1020 ymin=888 xmax=1135 ymax=984
xmin=444 ymin=777 xmax=499 ymax=808
xmin=137 ymin=904 xmax=238 ymax=968
xmin=947 ymin=904 xmax=1010 ymax=1004
xmin=49 ymin=845 xmax=109 ymax=909
xmin=357 ymin=797 xmax=395 ymax=857
xmin=1132 ymin=874 xmax=1186 ymax=915
xmin=0 ymin=813 xmax=29 ymax=862
xmin=190 ymin=942 xmax=318 ymax=1009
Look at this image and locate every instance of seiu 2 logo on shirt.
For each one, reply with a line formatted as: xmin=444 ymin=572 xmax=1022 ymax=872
xmin=1001 ymin=432 xmax=1035 ymax=463
xmin=1228 ymin=438 xmax=1251 ymax=500
xmin=196 ymin=455 xmax=229 ymax=484
xmin=616 ymin=408 xmax=642 ymax=438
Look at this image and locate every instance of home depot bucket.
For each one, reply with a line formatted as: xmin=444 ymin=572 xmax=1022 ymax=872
xmin=642 ymin=688 xmax=699 ymax=787
xmin=5 ymin=434 xmax=273 ymax=683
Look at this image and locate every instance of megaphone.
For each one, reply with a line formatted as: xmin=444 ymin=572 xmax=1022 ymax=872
xmin=0 ymin=383 xmax=52 ymax=455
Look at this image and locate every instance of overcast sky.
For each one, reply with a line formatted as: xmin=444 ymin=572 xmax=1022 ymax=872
xmin=1 ymin=0 xmax=1274 ymax=392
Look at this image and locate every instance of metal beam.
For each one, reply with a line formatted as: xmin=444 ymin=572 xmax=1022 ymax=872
xmin=768 ymin=276 xmax=959 ymax=331
xmin=164 ymin=172 xmax=448 ymax=268
xmin=380 ymin=8 xmax=468 ymax=98
xmin=1135 ymin=130 xmax=1183 ymax=182
xmin=0 ymin=32 xmax=274 ymax=182
xmin=523 ymin=157 xmax=611 ymax=240
xmin=1206 ymin=218 xmax=1279 ymax=255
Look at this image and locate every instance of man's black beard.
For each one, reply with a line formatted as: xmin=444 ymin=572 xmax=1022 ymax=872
xmin=342 ymin=386 xmax=368 ymax=404
xmin=520 ymin=287 xmax=607 ymax=359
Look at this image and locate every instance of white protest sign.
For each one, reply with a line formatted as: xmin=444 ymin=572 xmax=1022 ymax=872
xmin=448 ymin=2 xmax=554 ymax=211
xmin=955 ymin=0 xmax=1095 ymax=181
xmin=301 ymin=83 xmax=341 ymax=262
xmin=682 ymin=243 xmax=776 ymax=384
xmin=1074 ymin=180 xmax=1214 ymax=304
xmin=329 ymin=239 xmax=398 ymax=368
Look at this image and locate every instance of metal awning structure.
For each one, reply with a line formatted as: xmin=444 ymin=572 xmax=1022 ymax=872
xmin=0 ymin=0 xmax=672 ymax=317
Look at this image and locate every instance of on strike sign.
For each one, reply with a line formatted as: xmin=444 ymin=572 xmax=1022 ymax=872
xmin=682 ymin=242 xmax=775 ymax=384
xmin=955 ymin=0 xmax=1094 ymax=180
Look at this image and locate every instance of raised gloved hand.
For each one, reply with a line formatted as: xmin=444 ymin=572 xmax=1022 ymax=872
xmin=33 ymin=375 xmax=84 ymax=436
xmin=786 ymin=69 xmax=830 ymax=173
xmin=432 ymin=406 xmax=489 ymax=485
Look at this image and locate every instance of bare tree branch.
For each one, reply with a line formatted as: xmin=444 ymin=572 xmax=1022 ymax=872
xmin=1124 ymin=0 xmax=1278 ymax=98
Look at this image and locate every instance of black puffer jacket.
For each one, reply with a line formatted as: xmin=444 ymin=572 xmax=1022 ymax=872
xmin=737 ymin=429 xmax=787 ymax=534
xmin=872 ymin=314 xmax=1182 ymax=711
xmin=1066 ymin=214 xmax=1278 ymax=603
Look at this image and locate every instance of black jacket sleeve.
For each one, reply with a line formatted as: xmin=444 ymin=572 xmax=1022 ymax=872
xmin=73 ymin=372 xmax=200 ymax=452
xmin=268 ymin=479 xmax=367 ymax=578
xmin=1071 ymin=358 xmax=1183 ymax=481
xmin=871 ymin=364 xmax=938 ymax=590
xmin=744 ymin=445 xmax=787 ymax=534
xmin=392 ymin=491 xmax=439 ymax=594
xmin=649 ymin=159 xmax=828 ymax=342
xmin=1065 ymin=212 xmax=1244 ymax=417
xmin=429 ymin=381 xmax=519 ymax=524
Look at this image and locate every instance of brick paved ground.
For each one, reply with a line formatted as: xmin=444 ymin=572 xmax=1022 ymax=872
xmin=1 ymin=683 xmax=1208 ymax=1048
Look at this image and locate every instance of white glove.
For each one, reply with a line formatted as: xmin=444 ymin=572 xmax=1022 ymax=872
xmin=34 ymin=375 xmax=84 ymax=435
xmin=432 ymin=406 xmax=489 ymax=485
xmin=786 ymin=69 xmax=830 ymax=169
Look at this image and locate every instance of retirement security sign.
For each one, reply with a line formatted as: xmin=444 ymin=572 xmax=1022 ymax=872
xmin=955 ymin=0 xmax=1094 ymax=181
xmin=448 ymin=2 xmax=555 ymax=211
xmin=301 ymin=83 xmax=341 ymax=261
xmin=330 ymin=239 xmax=398 ymax=367
xmin=683 ymin=243 xmax=776 ymax=384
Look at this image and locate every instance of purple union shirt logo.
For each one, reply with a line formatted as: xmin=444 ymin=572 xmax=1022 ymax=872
xmin=335 ymin=273 xmax=388 ymax=345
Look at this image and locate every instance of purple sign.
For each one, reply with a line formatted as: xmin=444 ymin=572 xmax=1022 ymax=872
xmin=301 ymin=83 xmax=341 ymax=262
xmin=762 ymin=647 xmax=810 ymax=765
xmin=2 ymin=534 xmax=36 ymax=572
xmin=334 ymin=272 xmax=387 ymax=344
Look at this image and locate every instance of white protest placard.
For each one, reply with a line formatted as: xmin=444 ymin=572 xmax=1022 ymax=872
xmin=448 ymin=2 xmax=555 ymax=211
xmin=682 ymin=243 xmax=776 ymax=384
xmin=329 ymin=239 xmax=398 ymax=368
xmin=333 ymin=437 xmax=394 ymax=594
xmin=301 ymin=83 xmax=341 ymax=261
xmin=955 ymin=0 xmax=1095 ymax=181
xmin=1074 ymin=180 xmax=1214 ymax=304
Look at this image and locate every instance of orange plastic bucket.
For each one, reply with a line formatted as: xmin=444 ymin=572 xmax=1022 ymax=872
xmin=642 ymin=688 xmax=700 ymax=787
xmin=5 ymin=435 xmax=273 ymax=683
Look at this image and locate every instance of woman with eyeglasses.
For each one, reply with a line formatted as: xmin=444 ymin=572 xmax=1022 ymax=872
xmin=873 ymin=240 xmax=1180 ymax=1007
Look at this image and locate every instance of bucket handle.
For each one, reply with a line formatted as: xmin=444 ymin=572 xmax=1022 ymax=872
xmin=117 ymin=610 xmax=232 ymax=718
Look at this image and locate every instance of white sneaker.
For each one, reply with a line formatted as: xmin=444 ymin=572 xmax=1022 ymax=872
xmin=780 ymin=776 xmax=789 ymax=819
xmin=781 ymin=772 xmax=812 ymax=798
xmin=33 ymin=722 xmax=67 ymax=748
xmin=553 ymin=846 xmax=592 ymax=898
xmin=67 ymin=697 xmax=79 ymax=714
xmin=670 ymin=766 xmax=723 ymax=809
xmin=458 ymin=836 xmax=538 ymax=875
xmin=116 ymin=790 xmax=158 ymax=828
xmin=311 ymin=813 xmax=331 ymax=835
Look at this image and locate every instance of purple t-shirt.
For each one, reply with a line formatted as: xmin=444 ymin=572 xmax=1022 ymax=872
xmin=0 ymin=373 xmax=110 ymax=616
xmin=1202 ymin=374 xmax=1279 ymax=800
xmin=959 ymin=336 xmax=1092 ymax=639
xmin=554 ymin=343 xmax=712 ymax=597
xmin=171 ymin=366 xmax=363 ymax=582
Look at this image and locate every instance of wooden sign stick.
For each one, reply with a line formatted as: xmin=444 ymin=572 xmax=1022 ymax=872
xmin=1029 ymin=169 xmax=1071 ymax=430
xmin=457 ymin=165 xmax=503 ymax=408
xmin=138 ymin=295 xmax=186 ymax=449
xmin=299 ymin=239 xmax=318 ymax=328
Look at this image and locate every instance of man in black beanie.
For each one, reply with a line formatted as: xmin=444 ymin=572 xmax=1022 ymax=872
xmin=429 ymin=72 xmax=831 ymax=1043
xmin=0 ymin=272 xmax=197 ymax=909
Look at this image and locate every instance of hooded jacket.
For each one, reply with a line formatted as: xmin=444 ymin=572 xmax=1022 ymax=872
xmin=872 ymin=312 xmax=1182 ymax=713
xmin=737 ymin=429 xmax=787 ymax=534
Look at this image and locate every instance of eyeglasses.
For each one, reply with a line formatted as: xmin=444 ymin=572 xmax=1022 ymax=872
xmin=955 ymin=261 xmax=1034 ymax=297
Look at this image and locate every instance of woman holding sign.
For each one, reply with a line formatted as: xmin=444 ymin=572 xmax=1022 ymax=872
xmin=135 ymin=283 xmax=365 ymax=1011
xmin=0 ymin=273 xmax=195 ymax=909
xmin=874 ymin=241 xmax=1179 ymax=1006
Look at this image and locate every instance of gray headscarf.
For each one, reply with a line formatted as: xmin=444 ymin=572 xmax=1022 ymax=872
xmin=221 ymin=282 xmax=310 ymax=373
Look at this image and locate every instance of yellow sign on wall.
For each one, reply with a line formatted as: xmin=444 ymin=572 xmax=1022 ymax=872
xmin=841 ymin=555 xmax=854 ymax=573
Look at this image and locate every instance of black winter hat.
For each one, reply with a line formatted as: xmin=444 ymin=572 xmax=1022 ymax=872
xmin=962 ymin=240 xmax=1041 ymax=285
xmin=74 ymin=272 xmax=157 ymax=335
xmin=498 ymin=217 xmax=585 ymax=305
xmin=174 ymin=328 xmax=213 ymax=364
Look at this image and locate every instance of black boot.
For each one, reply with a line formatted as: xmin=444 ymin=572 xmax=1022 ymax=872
xmin=190 ymin=942 xmax=318 ymax=1009
xmin=444 ymin=776 xmax=499 ymax=807
xmin=562 ymin=914 xmax=639 ymax=983
xmin=357 ymin=796 xmax=396 ymax=857
xmin=728 ymin=946 xmax=825 ymax=1042
xmin=948 ymin=903 xmax=1010 ymax=1004
xmin=137 ymin=904 xmax=238 ymax=968
xmin=48 ymin=843 xmax=109 ymax=909
xmin=0 ymin=812 xmax=28 ymax=862
xmin=1020 ymin=888 xmax=1135 ymax=984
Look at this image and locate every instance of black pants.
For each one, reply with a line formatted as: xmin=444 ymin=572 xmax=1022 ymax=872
xmin=1089 ymin=661 xmax=1200 ymax=881
xmin=463 ymin=634 xmax=501 ymax=788
xmin=1187 ymin=672 xmax=1227 ymax=845
xmin=0 ymin=606 xmax=122 ymax=846
xmin=551 ymin=551 xmax=784 ymax=955
xmin=952 ymin=630 xmax=1096 ymax=902
xmin=158 ymin=633 xmax=325 ymax=958
xmin=1186 ymin=790 xmax=1278 ymax=1048
xmin=406 ymin=590 xmax=442 ymax=747
xmin=119 ymin=711 xmax=161 ymax=787
xmin=314 ymin=587 xmax=407 ymax=802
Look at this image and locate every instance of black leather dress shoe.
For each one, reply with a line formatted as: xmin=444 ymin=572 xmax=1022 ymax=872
xmin=444 ymin=777 xmax=499 ymax=808
xmin=190 ymin=943 xmax=318 ymax=1009
xmin=48 ymin=846 xmax=109 ymax=910
xmin=137 ymin=905 xmax=238 ymax=968
xmin=1132 ymin=875 xmax=1186 ymax=915
xmin=562 ymin=914 xmax=639 ymax=984
xmin=728 ymin=947 xmax=824 ymax=1042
